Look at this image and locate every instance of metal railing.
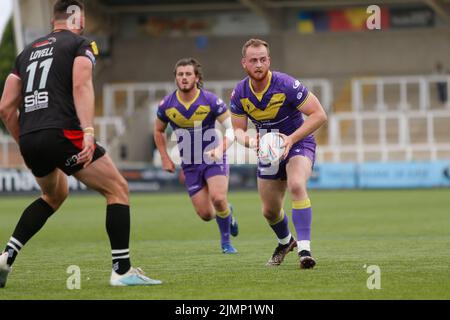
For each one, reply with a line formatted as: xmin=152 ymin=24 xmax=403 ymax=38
xmin=323 ymin=110 xmax=450 ymax=163
xmin=102 ymin=78 xmax=333 ymax=117
xmin=0 ymin=118 xmax=125 ymax=167
xmin=0 ymin=133 xmax=19 ymax=168
xmin=352 ymin=75 xmax=450 ymax=111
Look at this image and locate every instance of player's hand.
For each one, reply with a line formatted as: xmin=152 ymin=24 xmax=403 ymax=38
xmin=280 ymin=134 xmax=294 ymax=159
xmin=178 ymin=169 xmax=185 ymax=184
xmin=162 ymin=157 xmax=176 ymax=173
xmin=77 ymin=134 xmax=96 ymax=168
xmin=205 ymin=147 xmax=223 ymax=162
xmin=248 ymin=133 xmax=259 ymax=150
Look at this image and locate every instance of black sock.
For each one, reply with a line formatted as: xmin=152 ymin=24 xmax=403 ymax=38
xmin=106 ymin=204 xmax=131 ymax=275
xmin=4 ymin=198 xmax=55 ymax=267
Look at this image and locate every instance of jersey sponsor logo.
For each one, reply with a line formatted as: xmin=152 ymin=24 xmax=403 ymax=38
xmin=24 ymin=91 xmax=49 ymax=113
xmin=297 ymin=92 xmax=303 ymax=100
xmin=32 ymin=37 xmax=56 ymax=49
xmin=267 ymin=99 xmax=284 ymax=109
xmin=65 ymin=155 xmax=79 ymax=168
xmin=240 ymin=93 xmax=286 ymax=121
xmin=33 ymin=41 xmax=49 ymax=49
xmin=165 ymin=105 xmax=211 ymax=128
xmin=30 ymin=47 xmax=54 ymax=61
xmin=293 ymin=80 xmax=301 ymax=89
xmin=253 ymin=115 xmax=290 ymax=128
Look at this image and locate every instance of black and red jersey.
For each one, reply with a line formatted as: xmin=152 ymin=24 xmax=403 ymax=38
xmin=11 ymin=29 xmax=98 ymax=136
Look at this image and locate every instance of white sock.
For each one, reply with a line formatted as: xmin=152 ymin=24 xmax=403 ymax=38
xmin=278 ymin=234 xmax=292 ymax=245
xmin=298 ymin=240 xmax=311 ymax=252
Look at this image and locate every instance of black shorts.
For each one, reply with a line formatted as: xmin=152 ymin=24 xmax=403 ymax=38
xmin=19 ymin=128 xmax=106 ymax=178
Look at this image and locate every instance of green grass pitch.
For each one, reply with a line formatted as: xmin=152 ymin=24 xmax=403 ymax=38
xmin=1 ymin=189 xmax=449 ymax=300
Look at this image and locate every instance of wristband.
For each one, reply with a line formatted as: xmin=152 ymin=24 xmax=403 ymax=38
xmin=83 ymin=127 xmax=95 ymax=136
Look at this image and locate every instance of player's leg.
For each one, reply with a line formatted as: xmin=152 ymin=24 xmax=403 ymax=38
xmin=286 ymin=155 xmax=316 ymax=269
xmin=186 ymin=165 xmax=235 ymax=252
xmin=187 ymin=163 xmax=237 ymax=253
xmin=258 ymin=178 xmax=296 ymax=266
xmin=205 ymin=173 xmax=238 ymax=254
xmin=184 ymin=165 xmax=216 ymax=221
xmin=74 ymin=154 xmax=161 ymax=285
xmin=74 ymin=154 xmax=129 ymax=204
xmin=36 ymin=169 xmax=69 ymax=210
xmin=1 ymin=169 xmax=68 ymax=288
xmin=190 ymin=187 xmax=216 ymax=221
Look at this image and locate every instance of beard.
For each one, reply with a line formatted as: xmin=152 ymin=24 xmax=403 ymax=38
xmin=249 ymin=68 xmax=269 ymax=82
xmin=177 ymin=82 xmax=196 ymax=93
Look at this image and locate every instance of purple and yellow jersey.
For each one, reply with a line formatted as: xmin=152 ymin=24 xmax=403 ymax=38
xmin=230 ymin=71 xmax=314 ymax=143
xmin=157 ymin=89 xmax=227 ymax=166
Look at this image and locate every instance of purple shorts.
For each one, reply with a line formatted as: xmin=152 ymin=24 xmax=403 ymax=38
xmin=257 ymin=140 xmax=316 ymax=180
xmin=183 ymin=163 xmax=229 ymax=197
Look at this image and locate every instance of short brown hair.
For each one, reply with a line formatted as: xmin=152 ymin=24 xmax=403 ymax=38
xmin=53 ymin=0 xmax=84 ymax=20
xmin=174 ymin=58 xmax=204 ymax=89
xmin=242 ymin=39 xmax=270 ymax=57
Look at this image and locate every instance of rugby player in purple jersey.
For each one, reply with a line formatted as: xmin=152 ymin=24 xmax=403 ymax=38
xmin=154 ymin=58 xmax=239 ymax=254
xmin=231 ymin=39 xmax=327 ymax=269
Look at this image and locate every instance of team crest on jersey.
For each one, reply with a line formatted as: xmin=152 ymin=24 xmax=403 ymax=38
xmin=293 ymin=80 xmax=301 ymax=89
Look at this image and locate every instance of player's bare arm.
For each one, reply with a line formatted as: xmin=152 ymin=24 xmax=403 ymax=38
xmin=73 ymin=56 xmax=96 ymax=168
xmin=231 ymin=114 xmax=258 ymax=149
xmin=153 ymin=118 xmax=175 ymax=173
xmin=281 ymin=93 xmax=327 ymax=158
xmin=205 ymin=111 xmax=235 ymax=160
xmin=0 ymin=75 xmax=22 ymax=143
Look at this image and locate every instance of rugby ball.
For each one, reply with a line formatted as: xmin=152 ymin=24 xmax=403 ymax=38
xmin=258 ymin=132 xmax=286 ymax=165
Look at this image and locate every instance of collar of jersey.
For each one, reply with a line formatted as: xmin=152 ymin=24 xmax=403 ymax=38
xmin=176 ymin=89 xmax=201 ymax=110
xmin=249 ymin=71 xmax=272 ymax=102
xmin=51 ymin=29 xmax=69 ymax=34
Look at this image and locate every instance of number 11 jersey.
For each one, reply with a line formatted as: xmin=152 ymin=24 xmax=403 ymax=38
xmin=11 ymin=29 xmax=98 ymax=136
